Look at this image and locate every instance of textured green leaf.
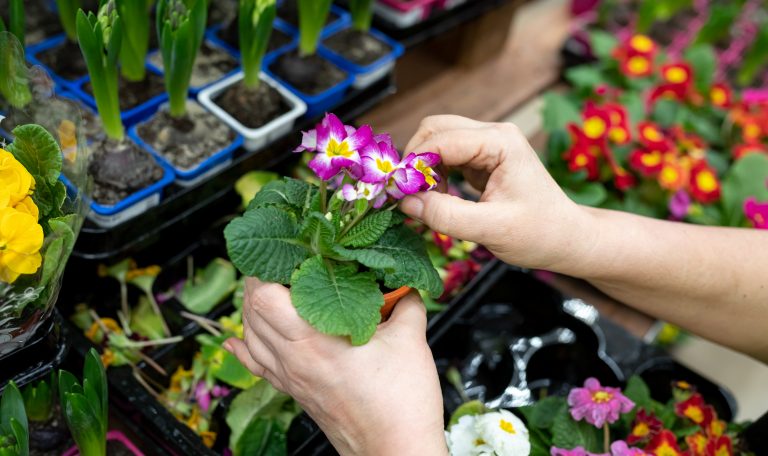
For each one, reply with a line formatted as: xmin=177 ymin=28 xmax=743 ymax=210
xmin=40 ymin=217 xmax=75 ymax=288
xmin=589 ymin=30 xmax=618 ymax=60
xmin=332 ymin=246 xmax=396 ymax=270
xmin=527 ymin=396 xmax=567 ymax=429
xmin=225 ymin=207 xmax=309 ymax=284
xmin=338 ymin=210 xmax=392 ymax=247
xmin=300 ymin=212 xmax=336 ymax=256
xmin=684 ymin=44 xmax=716 ymax=94
xmin=234 ymin=418 xmax=286 ymax=456
xmin=551 ymin=408 xmax=601 ymax=453
xmin=291 ymin=256 xmax=383 ymax=345
xmin=248 ymin=178 xmax=317 ymax=214
xmin=179 ymin=258 xmax=238 ymax=314
xmin=198 ymin=337 xmax=260 ymax=390
xmin=565 ymin=66 xmax=604 ymax=90
xmin=623 ymin=375 xmax=652 ymax=410
xmin=368 ymin=225 xmax=444 ymax=297
xmin=722 ymin=154 xmax=768 ymax=226
xmin=8 ymin=123 xmax=62 ymax=184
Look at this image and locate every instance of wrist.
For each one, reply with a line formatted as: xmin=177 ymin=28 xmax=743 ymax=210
xmin=540 ymin=202 xmax=602 ymax=277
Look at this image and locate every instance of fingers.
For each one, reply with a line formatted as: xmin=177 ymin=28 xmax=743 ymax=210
xmin=400 ymin=192 xmax=500 ymax=244
xmin=386 ymin=292 xmax=427 ymax=334
xmin=244 ymin=277 xmax=315 ymax=342
xmin=407 ymin=127 xmax=509 ymax=174
xmin=405 ymin=115 xmax=488 ymax=153
xmin=224 ymin=337 xmax=268 ymax=377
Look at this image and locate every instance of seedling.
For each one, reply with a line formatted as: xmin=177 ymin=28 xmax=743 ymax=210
xmin=58 ymin=349 xmax=108 ymax=456
xmin=239 ymin=0 xmax=277 ymax=89
xmin=297 ymin=0 xmax=332 ymax=56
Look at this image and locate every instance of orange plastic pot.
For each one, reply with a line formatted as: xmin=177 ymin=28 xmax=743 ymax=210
xmin=380 ymin=286 xmax=412 ymax=321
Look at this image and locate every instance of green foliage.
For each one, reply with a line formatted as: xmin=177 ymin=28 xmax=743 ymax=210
xmin=58 ymin=349 xmax=108 ymax=456
xmin=565 ymin=66 xmax=605 ymax=91
xmin=0 ymin=382 xmax=28 ymax=456
xmin=738 ymin=26 xmax=768 ymax=87
xmin=588 ymin=30 xmax=618 ymax=60
xmin=694 ymin=3 xmax=741 ymax=45
xmin=349 ymin=0 xmax=374 ymax=32
xmin=55 ymin=0 xmax=83 ymax=41
xmin=338 ymin=210 xmax=392 ymax=247
xmin=76 ymin=6 xmax=124 ymax=140
xmin=239 ymin=0 xmax=277 ymax=88
xmin=721 ymin=154 xmax=768 ymax=226
xmin=179 ymin=258 xmax=238 ymax=314
xmin=116 ymin=0 xmax=152 ymax=81
xmin=0 ymin=0 xmax=25 ymax=46
xmin=542 ymin=92 xmax=581 ymax=133
xmin=0 ymin=32 xmax=31 ymax=109
xmin=225 ymin=381 xmax=301 ymax=456
xmin=564 ymin=182 xmax=608 ymax=206
xmin=21 ymin=379 xmax=53 ymax=423
xmin=197 ymin=334 xmax=261 ymax=390
xmin=551 ymin=408 xmax=602 ymax=453
xmin=636 ymin=0 xmax=692 ymax=33
xmin=448 ymin=400 xmax=487 ymax=428
xmin=129 ymin=296 xmax=167 ymax=339
xmin=297 ymin=0 xmax=332 ymax=56
xmin=235 ymin=171 xmax=279 ymax=207
xmin=156 ymin=0 xmax=207 ymax=117
xmin=684 ymin=44 xmax=716 ymax=95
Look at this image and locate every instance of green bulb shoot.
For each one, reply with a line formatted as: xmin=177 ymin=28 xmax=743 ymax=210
xmin=297 ymin=0 xmax=332 ymax=56
xmin=58 ymin=349 xmax=108 ymax=456
xmin=55 ymin=0 xmax=82 ymax=41
xmin=116 ymin=0 xmax=154 ymax=82
xmin=349 ymin=0 xmax=373 ymax=32
xmin=240 ymin=0 xmax=277 ymax=89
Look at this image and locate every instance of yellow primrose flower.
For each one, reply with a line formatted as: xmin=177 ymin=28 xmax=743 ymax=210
xmin=13 ymin=196 xmax=40 ymax=220
xmin=0 ymin=149 xmax=34 ymax=206
xmin=0 ymin=207 xmax=44 ymax=284
xmin=0 ymin=188 xmax=10 ymax=209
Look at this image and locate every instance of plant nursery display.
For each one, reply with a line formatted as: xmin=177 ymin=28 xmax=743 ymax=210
xmin=225 ymin=113 xmax=444 ymax=344
xmin=544 ymin=32 xmax=768 ymax=228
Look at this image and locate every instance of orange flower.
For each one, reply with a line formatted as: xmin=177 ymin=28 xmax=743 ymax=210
xmin=733 ymin=143 xmax=768 ymax=160
xmin=645 ymin=429 xmax=684 ymax=456
xmin=658 ymin=157 xmax=688 ymax=191
xmin=740 ymin=117 xmax=763 ymax=143
xmin=689 ymin=162 xmax=721 ymax=204
xmin=686 ymin=432 xmax=709 ymax=456
xmin=707 ymin=419 xmax=727 ymax=438
xmin=621 ymin=54 xmax=653 ymax=77
xmin=709 ymin=83 xmax=732 ymax=108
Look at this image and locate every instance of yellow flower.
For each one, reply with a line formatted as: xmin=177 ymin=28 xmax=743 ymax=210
xmin=0 ymin=207 xmax=44 ymax=283
xmin=0 ymin=149 xmax=34 ymax=206
xmin=13 ymin=196 xmax=40 ymax=220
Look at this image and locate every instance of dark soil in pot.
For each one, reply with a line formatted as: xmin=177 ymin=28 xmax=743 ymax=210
xmin=218 ymin=19 xmax=293 ymax=52
xmin=29 ymin=404 xmax=73 ymax=456
xmin=208 ymin=0 xmax=237 ymax=26
xmin=325 ymin=29 xmax=392 ymax=66
xmin=136 ymin=101 xmax=236 ymax=171
xmin=36 ymin=39 xmax=88 ymax=81
xmin=149 ymin=41 xmax=238 ymax=88
xmin=83 ymin=72 xmax=166 ymax=112
xmin=278 ymin=0 xmax=340 ymax=29
xmin=214 ymin=80 xmax=291 ymax=129
xmin=88 ymin=137 xmax=165 ymax=206
xmin=0 ymin=0 xmax=96 ymax=45
xmin=270 ymin=50 xmax=347 ymax=95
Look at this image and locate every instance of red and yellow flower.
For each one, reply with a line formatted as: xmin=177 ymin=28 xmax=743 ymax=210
xmin=645 ymin=429 xmax=684 ymax=456
xmin=627 ymin=409 xmax=663 ymax=445
xmin=709 ymin=83 xmax=732 ymax=108
xmin=733 ymin=143 xmax=768 ymax=160
xmin=675 ymin=393 xmax=715 ymax=428
xmin=686 ymin=432 xmax=709 ymax=456
xmin=432 ymin=232 xmax=454 ymax=256
xmin=565 ymin=124 xmax=603 ymax=180
xmin=638 ymin=122 xmax=672 ymax=151
xmin=705 ymin=435 xmax=733 ymax=456
xmin=658 ymin=157 xmax=689 ymax=192
xmin=615 ymin=35 xmax=657 ymax=78
xmin=739 ymin=117 xmax=763 ymax=143
xmin=582 ymin=101 xmax=612 ymax=141
xmin=689 ymin=162 xmax=721 ymax=204
xmin=604 ymin=103 xmax=632 ymax=145
xmin=661 ymin=63 xmax=693 ymax=88
xmin=613 ymin=167 xmax=636 ymax=191
xmin=629 ymin=149 xmax=665 ymax=177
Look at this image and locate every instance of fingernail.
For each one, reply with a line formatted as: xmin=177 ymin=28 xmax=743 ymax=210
xmin=401 ymin=195 xmax=424 ymax=219
xmin=222 ymin=340 xmax=233 ymax=352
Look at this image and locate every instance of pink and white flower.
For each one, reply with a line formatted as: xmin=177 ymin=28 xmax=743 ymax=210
xmin=341 ymin=182 xmax=387 ymax=208
xmin=360 ymin=134 xmax=401 ymax=184
xmin=294 ymin=113 xmax=374 ymax=181
xmin=567 ymin=378 xmax=634 ymax=428
xmin=403 ymin=152 xmax=442 ymax=191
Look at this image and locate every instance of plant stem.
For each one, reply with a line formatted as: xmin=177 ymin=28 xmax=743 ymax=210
xmin=146 ymin=292 xmax=172 ymax=337
xmin=349 ymin=0 xmax=373 ymax=32
xmin=338 ymin=204 xmax=370 ymax=238
xmin=319 ymin=180 xmax=328 ymax=213
xmin=603 ymin=423 xmax=610 ymax=454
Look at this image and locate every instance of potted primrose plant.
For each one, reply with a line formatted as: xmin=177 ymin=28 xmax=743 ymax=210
xmin=74 ymin=5 xmax=174 ymax=227
xmin=264 ymin=0 xmax=354 ymax=117
xmin=320 ymin=0 xmax=404 ymax=90
xmin=130 ymin=0 xmax=243 ymax=187
xmin=198 ymin=0 xmax=307 ymax=152
xmin=225 ymin=113 xmax=443 ymax=345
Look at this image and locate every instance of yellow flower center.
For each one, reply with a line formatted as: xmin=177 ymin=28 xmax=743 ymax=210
xmin=592 ymin=391 xmax=613 ymax=403
xmin=574 ymin=154 xmax=589 ymax=167
xmin=715 ymin=445 xmax=729 ymax=456
xmin=474 ymin=438 xmax=486 ymax=446
xmin=376 ymin=159 xmax=394 ymax=173
xmin=684 ymin=405 xmax=705 ymax=423
xmin=632 ymin=422 xmax=650 ymax=437
xmin=627 ymin=56 xmax=650 ymax=74
xmin=630 ymin=35 xmax=654 ymax=53
xmin=415 ymin=160 xmax=437 ymax=187
xmin=665 ymin=67 xmax=688 ymax=84
xmin=641 ymin=151 xmax=662 ymax=167
xmin=660 ymin=166 xmax=679 ymax=184
xmin=326 ymin=138 xmax=354 ymax=158
xmin=744 ymin=123 xmax=761 ymax=139
xmin=643 ymin=126 xmax=663 ymax=142
xmin=695 ymin=170 xmax=717 ymax=193
xmin=711 ymin=88 xmax=727 ymax=106
xmin=656 ymin=442 xmax=680 ymax=456
xmin=710 ymin=420 xmax=726 ymax=437
xmin=499 ymin=419 xmax=516 ymax=434
xmin=610 ymin=128 xmax=628 ymax=143
xmin=583 ymin=116 xmax=607 ymax=139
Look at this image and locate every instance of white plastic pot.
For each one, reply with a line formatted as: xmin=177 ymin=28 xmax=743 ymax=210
xmin=374 ymin=1 xmax=433 ymax=28
xmin=198 ymin=71 xmax=307 ymax=152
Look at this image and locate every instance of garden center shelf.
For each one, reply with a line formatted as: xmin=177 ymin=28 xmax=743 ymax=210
xmin=70 ymin=76 xmax=396 ymax=263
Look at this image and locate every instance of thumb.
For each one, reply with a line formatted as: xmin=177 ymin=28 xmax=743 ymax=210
xmin=387 ymin=292 xmax=427 ymax=333
xmin=400 ymin=192 xmax=493 ymax=243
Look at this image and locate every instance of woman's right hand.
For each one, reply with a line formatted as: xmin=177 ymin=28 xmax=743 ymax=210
xmin=400 ymin=115 xmax=596 ymax=273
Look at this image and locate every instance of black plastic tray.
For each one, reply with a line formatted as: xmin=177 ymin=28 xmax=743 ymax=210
xmin=71 ymin=76 xmax=397 ymax=263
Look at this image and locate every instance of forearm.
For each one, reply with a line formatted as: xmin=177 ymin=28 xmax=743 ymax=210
xmin=562 ymin=207 xmax=768 ymax=363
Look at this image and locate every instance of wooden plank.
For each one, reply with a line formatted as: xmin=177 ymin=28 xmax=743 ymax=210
xmin=358 ymin=0 xmax=572 ymax=148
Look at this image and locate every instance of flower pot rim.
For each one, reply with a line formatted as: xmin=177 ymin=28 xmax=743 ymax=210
xmin=319 ymin=25 xmax=405 ymax=75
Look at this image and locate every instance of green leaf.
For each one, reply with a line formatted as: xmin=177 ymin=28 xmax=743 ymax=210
xmin=589 ymin=30 xmax=618 ymax=60
xmin=619 ymin=92 xmax=645 ymax=129
xmin=300 ymin=212 xmax=336 ymax=256
xmin=0 ymin=382 xmax=28 ymax=454
xmin=542 ymin=92 xmax=581 ymax=132
xmin=338 ymin=211 xmax=392 ymax=247
xmin=234 ymin=418 xmax=286 ymax=456
xmin=738 ymin=26 xmax=768 ymax=86
xmin=623 ymin=376 xmax=652 ymax=411
xmin=198 ymin=337 xmax=261 ymax=390
xmin=22 ymin=379 xmax=53 ymax=422
xmin=332 ymin=246 xmax=396 ymax=270
xmin=40 ymin=217 xmax=76 ymax=288
xmin=368 ymin=225 xmax=443 ymax=298
xmin=179 ymin=258 xmax=238 ymax=314
xmin=291 ymin=256 xmax=383 ymax=345
xmin=225 ymin=207 xmax=309 ymax=284
xmin=551 ymin=408 xmax=602 ymax=453
xmin=60 ymin=393 xmax=105 ymax=456
xmin=684 ymin=44 xmax=716 ymax=94
xmin=651 ymin=99 xmax=681 ymax=128
xmin=565 ymin=66 xmax=605 ymax=90
xmin=235 ymin=171 xmax=280 ymax=207
xmin=563 ymin=182 xmax=607 ymax=206
xmin=83 ymin=348 xmax=107 ymax=435
xmin=7 ymin=124 xmax=63 ymax=184
xmin=226 ymin=381 xmax=300 ymax=456
xmin=694 ymin=4 xmax=741 ymax=45
xmin=448 ymin=400 xmax=486 ymax=427
xmin=721 ymin=154 xmax=768 ymax=226
xmin=129 ymin=296 xmax=167 ymax=340
xmin=526 ymin=396 xmax=567 ymax=429
xmin=248 ymin=178 xmax=319 ymax=215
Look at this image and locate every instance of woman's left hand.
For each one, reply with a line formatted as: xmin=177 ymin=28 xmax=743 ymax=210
xmin=224 ymin=277 xmax=448 ymax=456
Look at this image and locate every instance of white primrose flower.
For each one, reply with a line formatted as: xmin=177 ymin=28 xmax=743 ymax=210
xmin=474 ymin=410 xmax=530 ymax=456
xmin=446 ymin=415 xmax=492 ymax=456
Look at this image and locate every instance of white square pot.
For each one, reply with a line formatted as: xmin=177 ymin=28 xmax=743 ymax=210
xmin=198 ymin=71 xmax=307 ymax=152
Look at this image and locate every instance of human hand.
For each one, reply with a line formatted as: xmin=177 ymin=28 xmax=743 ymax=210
xmin=400 ymin=115 xmax=596 ymax=273
xmin=223 ymin=278 xmax=448 ymax=456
